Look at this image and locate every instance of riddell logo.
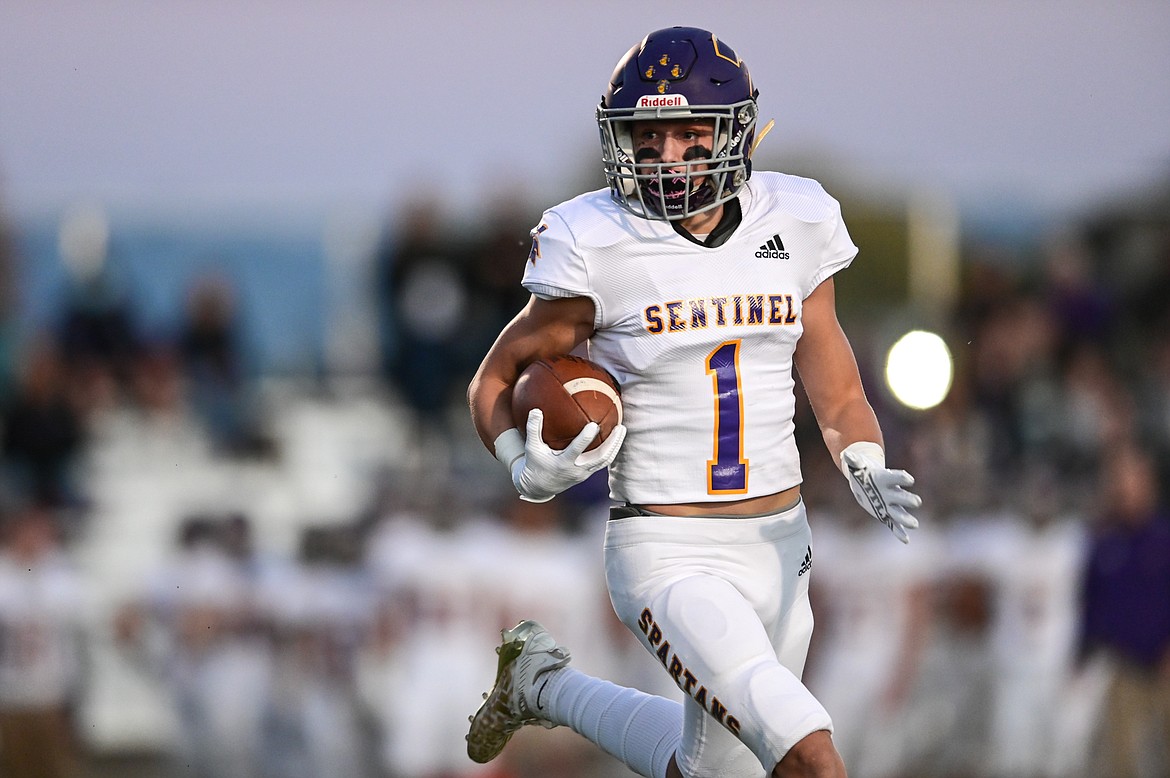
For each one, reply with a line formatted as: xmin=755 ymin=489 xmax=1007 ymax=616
xmin=636 ymin=95 xmax=688 ymax=108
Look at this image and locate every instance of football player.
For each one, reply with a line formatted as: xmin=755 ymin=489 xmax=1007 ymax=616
xmin=465 ymin=26 xmax=921 ymax=778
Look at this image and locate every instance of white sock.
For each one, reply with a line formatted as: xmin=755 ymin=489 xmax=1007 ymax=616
xmin=536 ymin=667 xmax=682 ymax=778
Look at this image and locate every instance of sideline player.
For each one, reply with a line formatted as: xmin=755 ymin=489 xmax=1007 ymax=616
xmin=465 ymin=26 xmax=921 ymax=778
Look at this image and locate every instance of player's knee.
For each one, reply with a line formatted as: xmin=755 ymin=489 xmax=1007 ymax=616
xmin=772 ymin=730 xmax=846 ymax=778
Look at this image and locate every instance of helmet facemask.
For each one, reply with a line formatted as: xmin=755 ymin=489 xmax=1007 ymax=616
xmin=598 ymin=98 xmax=757 ymax=222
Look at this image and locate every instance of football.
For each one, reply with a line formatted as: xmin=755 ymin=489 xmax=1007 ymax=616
xmin=512 ymin=354 xmax=623 ymax=451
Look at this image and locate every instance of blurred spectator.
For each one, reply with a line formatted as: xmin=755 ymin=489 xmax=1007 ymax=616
xmin=55 ymin=204 xmax=141 ymax=403
xmin=359 ymin=492 xmax=622 ymax=778
xmin=1092 ymin=208 xmax=1170 ymax=346
xmin=1077 ymin=442 xmax=1170 ymax=778
xmin=905 ymin=564 xmax=996 ymax=778
xmin=975 ymin=475 xmax=1091 ymax=778
xmin=375 ymin=198 xmax=472 ymax=464
xmin=260 ymin=524 xmax=375 ymax=778
xmin=1039 ymin=232 xmax=1115 ymax=353
xmin=128 ymin=341 xmax=186 ymax=420
xmin=1052 ymin=341 xmax=1135 ymax=481
xmin=1135 ymin=331 xmax=1170 ymax=494
xmin=1127 ymin=239 xmax=1170 ymax=339
xmin=954 ymin=257 xmax=1017 ymax=342
xmin=804 ymin=510 xmax=941 ymax=778
xmin=359 ymin=504 xmax=478 ymax=778
xmin=967 ymin=292 xmax=1058 ymax=487
xmin=0 ymin=339 xmax=86 ymax=510
xmin=463 ymin=198 xmax=535 ymax=364
xmin=176 ymin=272 xmax=268 ymax=457
xmin=904 ymin=376 xmax=995 ymax=516
xmin=0 ymin=504 xmax=86 ymax=778
xmin=0 ymin=198 xmax=19 ymax=404
xmin=118 ymin=515 xmax=271 ymax=778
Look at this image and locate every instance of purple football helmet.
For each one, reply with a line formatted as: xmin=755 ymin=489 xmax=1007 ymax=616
xmin=597 ymin=27 xmax=759 ymax=222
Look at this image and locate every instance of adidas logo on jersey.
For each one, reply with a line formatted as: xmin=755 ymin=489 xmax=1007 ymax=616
xmin=755 ymin=234 xmax=789 ymax=260
xmin=753 ymin=233 xmax=790 ymax=260
xmin=798 ymin=545 xmax=812 ymax=576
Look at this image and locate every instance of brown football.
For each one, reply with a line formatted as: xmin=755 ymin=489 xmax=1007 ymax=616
xmin=512 ymin=354 xmax=623 ymax=451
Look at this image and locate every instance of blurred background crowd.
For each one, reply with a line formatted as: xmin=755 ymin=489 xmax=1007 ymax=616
xmin=3 ymin=3 xmax=1170 ymax=778
xmin=0 ymin=163 xmax=1167 ymax=778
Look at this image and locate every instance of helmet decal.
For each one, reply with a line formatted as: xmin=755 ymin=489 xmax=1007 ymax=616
xmin=710 ymin=35 xmax=742 ymax=67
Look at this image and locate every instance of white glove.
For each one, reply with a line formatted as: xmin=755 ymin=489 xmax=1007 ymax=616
xmin=840 ymin=442 xmax=922 ymax=544
xmin=493 ymin=409 xmax=627 ymax=503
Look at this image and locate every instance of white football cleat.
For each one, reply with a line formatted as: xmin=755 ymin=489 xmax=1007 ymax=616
xmin=466 ymin=619 xmax=571 ymax=764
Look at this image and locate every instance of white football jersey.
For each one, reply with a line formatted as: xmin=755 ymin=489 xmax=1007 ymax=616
xmin=523 ymin=172 xmax=858 ymax=504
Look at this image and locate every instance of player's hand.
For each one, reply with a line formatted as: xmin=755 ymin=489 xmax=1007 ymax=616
xmin=841 ymin=442 xmax=921 ymax=544
xmin=503 ymin=409 xmax=627 ymax=503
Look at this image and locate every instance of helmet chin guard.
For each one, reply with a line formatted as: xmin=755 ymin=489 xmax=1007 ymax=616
xmin=597 ymin=27 xmax=759 ymax=222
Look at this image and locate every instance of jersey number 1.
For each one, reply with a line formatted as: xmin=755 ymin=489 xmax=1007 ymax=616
xmin=706 ymin=340 xmax=748 ymax=494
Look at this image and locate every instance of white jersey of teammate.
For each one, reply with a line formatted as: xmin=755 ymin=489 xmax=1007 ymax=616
xmin=0 ymin=548 xmax=85 ymax=709
xmin=523 ymin=171 xmax=857 ymax=505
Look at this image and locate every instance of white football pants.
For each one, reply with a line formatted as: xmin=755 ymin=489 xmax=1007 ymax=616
xmin=603 ymin=500 xmax=832 ymax=777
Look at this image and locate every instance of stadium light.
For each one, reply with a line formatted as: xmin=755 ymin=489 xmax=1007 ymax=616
xmin=885 ymin=329 xmax=953 ymax=411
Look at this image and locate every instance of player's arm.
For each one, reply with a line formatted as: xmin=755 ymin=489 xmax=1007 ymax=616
xmin=469 ymin=294 xmax=626 ymax=503
xmin=469 ymin=294 xmax=595 ymax=451
xmin=793 ymin=277 xmax=881 ymax=461
xmin=794 ymin=278 xmax=921 ymax=542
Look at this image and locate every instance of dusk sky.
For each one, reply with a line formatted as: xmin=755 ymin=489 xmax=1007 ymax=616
xmin=3 ymin=1 xmax=1169 ymax=226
